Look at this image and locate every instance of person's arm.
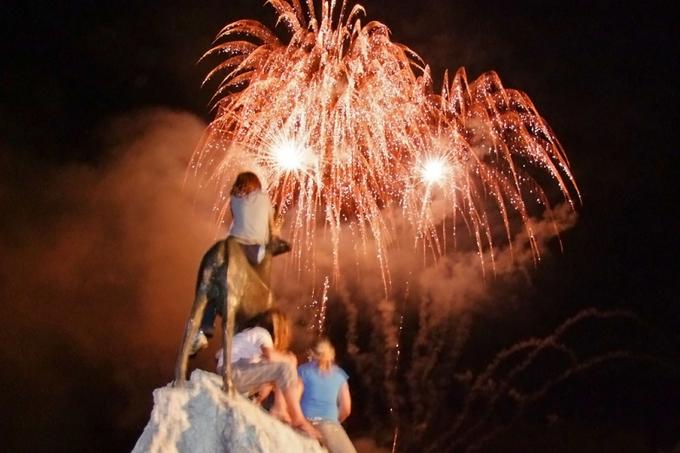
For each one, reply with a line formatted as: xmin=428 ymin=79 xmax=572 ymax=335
xmin=268 ymin=200 xmax=280 ymax=238
xmin=262 ymin=346 xmax=297 ymax=365
xmin=269 ymin=215 xmax=280 ymax=237
xmin=337 ymin=382 xmax=352 ymax=422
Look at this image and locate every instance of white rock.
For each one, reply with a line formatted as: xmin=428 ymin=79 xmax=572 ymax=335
xmin=132 ymin=369 xmax=327 ymax=453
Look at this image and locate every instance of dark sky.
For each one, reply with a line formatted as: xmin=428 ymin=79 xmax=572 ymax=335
xmin=1 ymin=1 xmax=678 ymax=452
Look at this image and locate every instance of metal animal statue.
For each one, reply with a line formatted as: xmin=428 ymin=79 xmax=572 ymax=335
xmin=174 ymin=237 xmax=273 ymax=393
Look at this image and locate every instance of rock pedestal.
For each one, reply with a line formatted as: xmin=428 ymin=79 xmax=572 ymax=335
xmin=132 ymin=369 xmax=326 ymax=453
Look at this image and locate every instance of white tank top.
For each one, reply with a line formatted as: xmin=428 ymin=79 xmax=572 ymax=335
xmin=228 ymin=191 xmax=272 ymax=245
xmin=216 ymin=327 xmax=274 ymax=369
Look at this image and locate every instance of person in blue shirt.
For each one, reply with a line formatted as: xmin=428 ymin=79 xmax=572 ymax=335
xmin=298 ymin=339 xmax=357 ymax=453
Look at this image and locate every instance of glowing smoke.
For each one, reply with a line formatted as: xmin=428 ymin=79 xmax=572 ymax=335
xmin=0 ymin=109 xmax=217 ymax=450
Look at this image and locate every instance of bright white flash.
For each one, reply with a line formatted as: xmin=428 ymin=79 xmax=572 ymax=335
xmin=272 ymin=140 xmax=304 ymax=171
xmin=421 ymin=158 xmax=447 ymax=184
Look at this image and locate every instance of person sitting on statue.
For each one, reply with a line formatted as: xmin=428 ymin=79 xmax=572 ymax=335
xmin=190 ymin=171 xmax=277 ymax=354
xmin=298 ymin=338 xmax=357 ymax=453
xmin=215 ymin=308 xmax=322 ymax=441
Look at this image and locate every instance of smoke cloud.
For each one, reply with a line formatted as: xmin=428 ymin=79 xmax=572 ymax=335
xmin=0 ymin=109 xmax=219 ymax=450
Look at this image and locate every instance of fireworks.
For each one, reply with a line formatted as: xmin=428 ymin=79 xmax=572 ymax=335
xmin=420 ymin=157 xmax=448 ymax=185
xmin=191 ymin=0 xmax=580 ymax=275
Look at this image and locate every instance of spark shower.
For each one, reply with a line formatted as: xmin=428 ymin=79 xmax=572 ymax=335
xmin=191 ymin=0 xmax=580 ymax=281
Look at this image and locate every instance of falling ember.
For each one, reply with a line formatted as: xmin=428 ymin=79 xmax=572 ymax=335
xmin=192 ymin=0 xmax=580 ymax=278
xmin=317 ymin=275 xmax=330 ymax=335
xmin=307 ymin=275 xmax=331 ymax=335
xmin=390 ymin=314 xmax=404 ymax=453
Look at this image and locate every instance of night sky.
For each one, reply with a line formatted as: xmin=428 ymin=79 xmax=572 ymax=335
xmin=1 ymin=1 xmax=678 ymax=452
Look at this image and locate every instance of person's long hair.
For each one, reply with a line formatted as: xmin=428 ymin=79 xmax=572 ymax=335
xmin=310 ymin=338 xmax=335 ymax=372
xmin=243 ymin=308 xmax=291 ymax=351
xmin=230 ymin=171 xmax=262 ymax=197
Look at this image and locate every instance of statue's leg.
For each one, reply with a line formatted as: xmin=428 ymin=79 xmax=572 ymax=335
xmin=223 ymin=239 xmax=245 ymax=395
xmin=221 ymin=295 xmax=236 ymax=395
xmin=174 ymin=293 xmax=208 ymax=386
xmin=199 ymin=295 xmax=219 ymax=337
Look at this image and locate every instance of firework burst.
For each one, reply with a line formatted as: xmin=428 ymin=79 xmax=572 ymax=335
xmin=191 ymin=0 xmax=580 ymax=280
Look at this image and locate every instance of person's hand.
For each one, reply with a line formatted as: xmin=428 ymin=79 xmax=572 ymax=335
xmin=271 ymin=220 xmax=282 ymax=237
xmin=295 ymin=420 xmax=323 ymax=442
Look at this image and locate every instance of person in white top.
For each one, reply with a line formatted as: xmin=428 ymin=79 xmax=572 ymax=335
xmin=215 ymin=309 xmax=322 ymax=441
xmin=229 ymin=189 xmax=273 ymax=246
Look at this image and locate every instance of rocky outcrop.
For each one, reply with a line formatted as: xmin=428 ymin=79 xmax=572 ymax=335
xmin=132 ymin=369 xmax=326 ymax=453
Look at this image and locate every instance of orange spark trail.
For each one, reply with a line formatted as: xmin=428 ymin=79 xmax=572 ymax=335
xmin=192 ymin=0 xmax=580 ymax=282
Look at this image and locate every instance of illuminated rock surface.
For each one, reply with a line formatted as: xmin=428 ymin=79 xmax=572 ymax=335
xmin=132 ymin=369 xmax=326 ymax=453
